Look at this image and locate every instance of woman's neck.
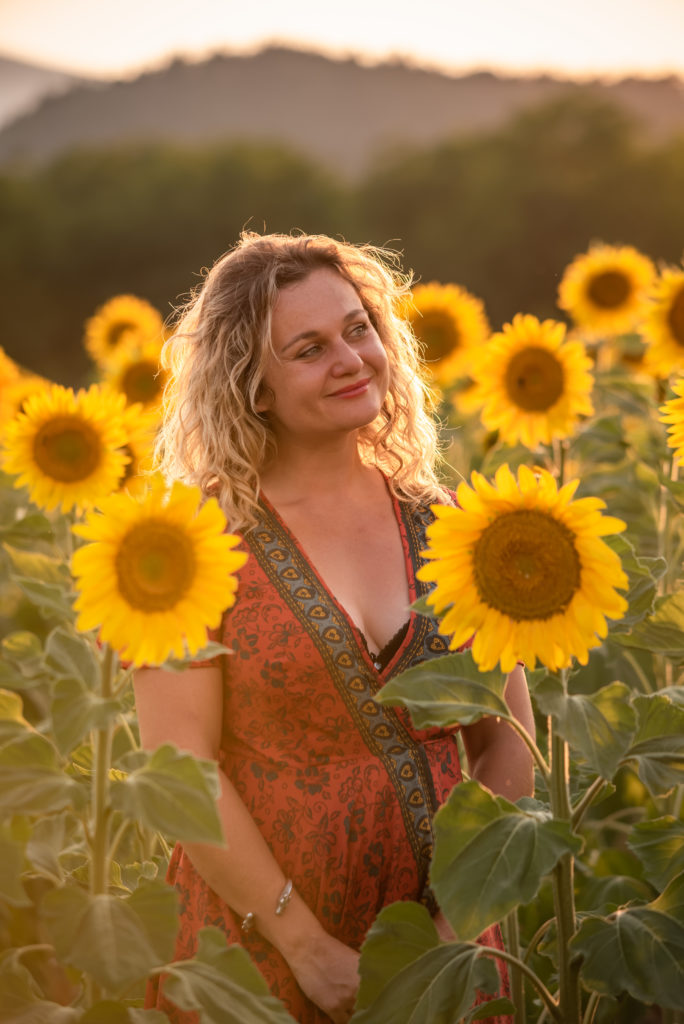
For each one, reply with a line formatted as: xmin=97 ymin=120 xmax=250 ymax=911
xmin=259 ymin=434 xmax=377 ymax=508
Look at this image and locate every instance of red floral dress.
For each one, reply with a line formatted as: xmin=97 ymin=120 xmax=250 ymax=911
xmin=146 ymin=491 xmax=511 ymax=1023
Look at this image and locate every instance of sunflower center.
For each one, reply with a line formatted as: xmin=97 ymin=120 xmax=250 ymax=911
xmin=504 ymin=346 xmax=564 ymax=411
xmin=115 ymin=520 xmax=196 ymax=611
xmin=33 ymin=416 xmax=102 ymax=482
xmin=417 ymin=311 xmax=460 ymax=362
xmin=473 ymin=508 xmax=580 ymax=620
xmin=121 ymin=361 xmax=163 ymax=405
xmin=107 ymin=321 xmax=137 ymax=348
xmin=667 ymin=285 xmax=684 ymax=347
xmin=587 ymin=271 xmax=630 ymax=310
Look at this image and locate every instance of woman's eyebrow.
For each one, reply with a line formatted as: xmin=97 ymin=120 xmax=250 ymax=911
xmin=282 ymin=308 xmax=367 ymax=352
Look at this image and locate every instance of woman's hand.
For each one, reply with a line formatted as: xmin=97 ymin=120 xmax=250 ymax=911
xmin=286 ymin=931 xmax=360 ymax=1023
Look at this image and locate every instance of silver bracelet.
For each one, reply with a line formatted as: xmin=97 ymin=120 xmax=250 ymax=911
xmin=240 ymin=879 xmax=293 ymax=933
xmin=240 ymin=911 xmax=255 ymax=933
xmin=275 ymin=878 xmax=293 ymax=916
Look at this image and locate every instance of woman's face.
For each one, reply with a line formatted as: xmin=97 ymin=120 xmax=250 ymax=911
xmin=257 ymin=267 xmax=390 ymax=446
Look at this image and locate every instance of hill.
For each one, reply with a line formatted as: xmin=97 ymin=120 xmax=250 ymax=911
xmin=0 ymin=53 xmax=92 ymax=131
xmin=1 ymin=47 xmax=683 ymax=176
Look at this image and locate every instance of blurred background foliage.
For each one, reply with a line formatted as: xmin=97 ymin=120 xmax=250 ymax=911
xmin=2 ymin=92 xmax=684 ymax=385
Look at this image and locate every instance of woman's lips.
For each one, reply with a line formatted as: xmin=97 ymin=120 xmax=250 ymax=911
xmin=329 ymin=378 xmax=371 ymax=397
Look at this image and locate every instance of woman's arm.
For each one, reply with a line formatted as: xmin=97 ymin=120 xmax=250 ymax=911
xmin=134 ymin=665 xmax=359 ymax=1023
xmin=460 ymin=663 xmax=535 ymax=801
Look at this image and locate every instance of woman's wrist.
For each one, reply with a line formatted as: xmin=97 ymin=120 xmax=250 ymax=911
xmin=245 ymin=884 xmax=327 ymax=962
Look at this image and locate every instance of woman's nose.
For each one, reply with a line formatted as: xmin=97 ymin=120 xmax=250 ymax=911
xmin=331 ymin=338 xmax=364 ymax=374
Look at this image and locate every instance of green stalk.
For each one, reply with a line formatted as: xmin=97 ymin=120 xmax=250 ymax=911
xmin=549 ymin=678 xmax=582 ymax=1024
xmin=582 ymin=991 xmax=601 ymax=1024
xmin=91 ymin=643 xmax=114 ymax=897
xmin=86 ymin=642 xmax=114 ymax=1007
xmin=478 ymin=945 xmax=560 ymax=1022
xmin=503 ymin=910 xmax=526 ymax=1024
xmin=571 ymin=775 xmax=608 ymax=831
xmin=499 ymin=712 xmax=551 ymax=788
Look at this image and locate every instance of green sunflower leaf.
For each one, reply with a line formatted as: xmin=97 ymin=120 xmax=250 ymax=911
xmin=0 ymin=631 xmax=51 ymax=690
xmin=0 ymin=731 xmax=85 ymax=814
xmin=161 ymin=927 xmax=298 ymax=1024
xmin=2 ymin=543 xmax=70 ymax=585
xmin=431 ymin=781 xmax=582 ymax=941
xmin=45 ymin=624 xmax=101 ymax=690
xmin=376 ymin=652 xmax=508 ymax=728
xmin=628 ymin=817 xmax=684 ymax=890
xmin=571 ymin=872 xmax=684 ymax=1010
xmin=42 ymin=881 xmax=178 ymax=993
xmin=51 ymin=676 xmax=121 ymax=756
xmin=0 ymin=828 xmax=30 ymax=906
xmin=356 ymin=900 xmax=440 ymax=1011
xmin=11 ymin=576 xmax=75 ymax=622
xmin=160 ymin=640 xmax=236 ymax=672
xmin=602 ymin=534 xmax=664 ymax=632
xmin=111 ymin=743 xmax=223 ymax=844
xmin=612 ymin=592 xmax=684 ymax=657
xmin=622 ymin=694 xmax=684 ymax=796
xmin=0 ymin=948 xmax=81 ymax=1023
xmin=355 ymin=943 xmax=500 ymax=1022
xmin=534 ymin=677 xmax=636 ymax=779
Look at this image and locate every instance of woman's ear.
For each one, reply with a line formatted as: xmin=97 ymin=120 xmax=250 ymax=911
xmin=254 ymin=386 xmax=274 ymax=414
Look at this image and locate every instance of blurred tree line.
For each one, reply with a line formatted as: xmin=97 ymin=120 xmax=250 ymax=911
xmin=2 ymin=93 xmax=683 ymax=384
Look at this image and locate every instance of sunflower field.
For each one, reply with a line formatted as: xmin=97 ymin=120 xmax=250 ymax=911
xmin=1 ymin=244 xmax=684 ymax=1023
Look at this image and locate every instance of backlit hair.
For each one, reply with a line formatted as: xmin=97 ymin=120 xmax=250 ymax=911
xmin=157 ymin=231 xmax=446 ymax=531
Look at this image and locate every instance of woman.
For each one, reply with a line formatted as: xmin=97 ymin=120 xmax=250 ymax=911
xmin=135 ymin=232 xmax=534 ymax=1023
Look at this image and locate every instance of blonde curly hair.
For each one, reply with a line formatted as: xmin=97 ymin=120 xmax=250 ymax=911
xmin=157 ymin=231 xmax=445 ymax=531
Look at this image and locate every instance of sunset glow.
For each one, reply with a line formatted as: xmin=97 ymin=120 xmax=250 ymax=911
xmin=1 ymin=0 xmax=683 ymax=80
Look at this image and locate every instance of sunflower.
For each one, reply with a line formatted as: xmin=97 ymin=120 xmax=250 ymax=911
xmin=470 ymin=314 xmax=594 ymax=449
xmin=103 ymin=340 xmax=168 ymax=412
xmin=642 ymin=267 xmax=684 ymax=379
xmin=72 ymin=480 xmax=248 ymax=666
xmin=0 ymin=373 xmax=51 ymax=427
xmin=417 ymin=464 xmax=628 ymax=673
xmin=403 ymin=282 xmax=490 ymax=385
xmin=84 ymin=295 xmax=164 ymax=369
xmin=660 ymin=379 xmax=684 ymax=464
xmin=0 ymin=346 xmax=20 ymax=389
xmin=557 ymin=244 xmax=655 ymax=336
xmin=117 ymin=402 xmax=160 ymax=496
xmin=2 ymin=384 xmax=129 ymax=513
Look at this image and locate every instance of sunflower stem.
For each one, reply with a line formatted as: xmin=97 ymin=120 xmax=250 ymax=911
xmin=571 ymin=775 xmax=608 ymax=831
xmin=503 ymin=909 xmax=526 ymax=1024
xmin=552 ymin=438 xmax=567 ymax=486
xmin=91 ymin=643 xmax=114 ymax=899
xmin=505 ymin=714 xmax=551 ymax=787
xmin=523 ymin=917 xmax=553 ymax=964
xmin=477 ymin=945 xmax=560 ymax=1021
xmin=548 ymin=684 xmax=582 ymax=1024
xmin=621 ymin=649 xmax=655 ymax=694
xmin=582 ymin=991 xmax=602 ymax=1024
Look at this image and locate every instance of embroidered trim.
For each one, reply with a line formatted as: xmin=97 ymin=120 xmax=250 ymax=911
xmin=246 ymin=497 xmax=447 ymax=889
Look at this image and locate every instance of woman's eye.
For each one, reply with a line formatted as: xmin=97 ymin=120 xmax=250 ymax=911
xmin=296 ymin=344 xmax=321 ymax=358
xmin=351 ymin=321 xmax=370 ymax=337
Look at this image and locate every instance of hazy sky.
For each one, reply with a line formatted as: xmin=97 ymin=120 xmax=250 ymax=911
xmin=1 ymin=0 xmax=683 ymax=80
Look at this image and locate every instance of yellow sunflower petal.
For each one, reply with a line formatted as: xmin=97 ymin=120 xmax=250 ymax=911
xmin=72 ymin=480 xmax=248 ymax=667
xmin=2 ymin=383 xmax=129 ymax=514
xmin=422 ymin=463 xmax=628 ymax=674
xmin=471 ymin=314 xmax=594 ymax=449
xmin=558 ymin=244 xmax=656 ymax=336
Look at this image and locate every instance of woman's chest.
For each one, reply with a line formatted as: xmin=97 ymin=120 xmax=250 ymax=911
xmin=274 ymin=505 xmax=411 ymax=654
